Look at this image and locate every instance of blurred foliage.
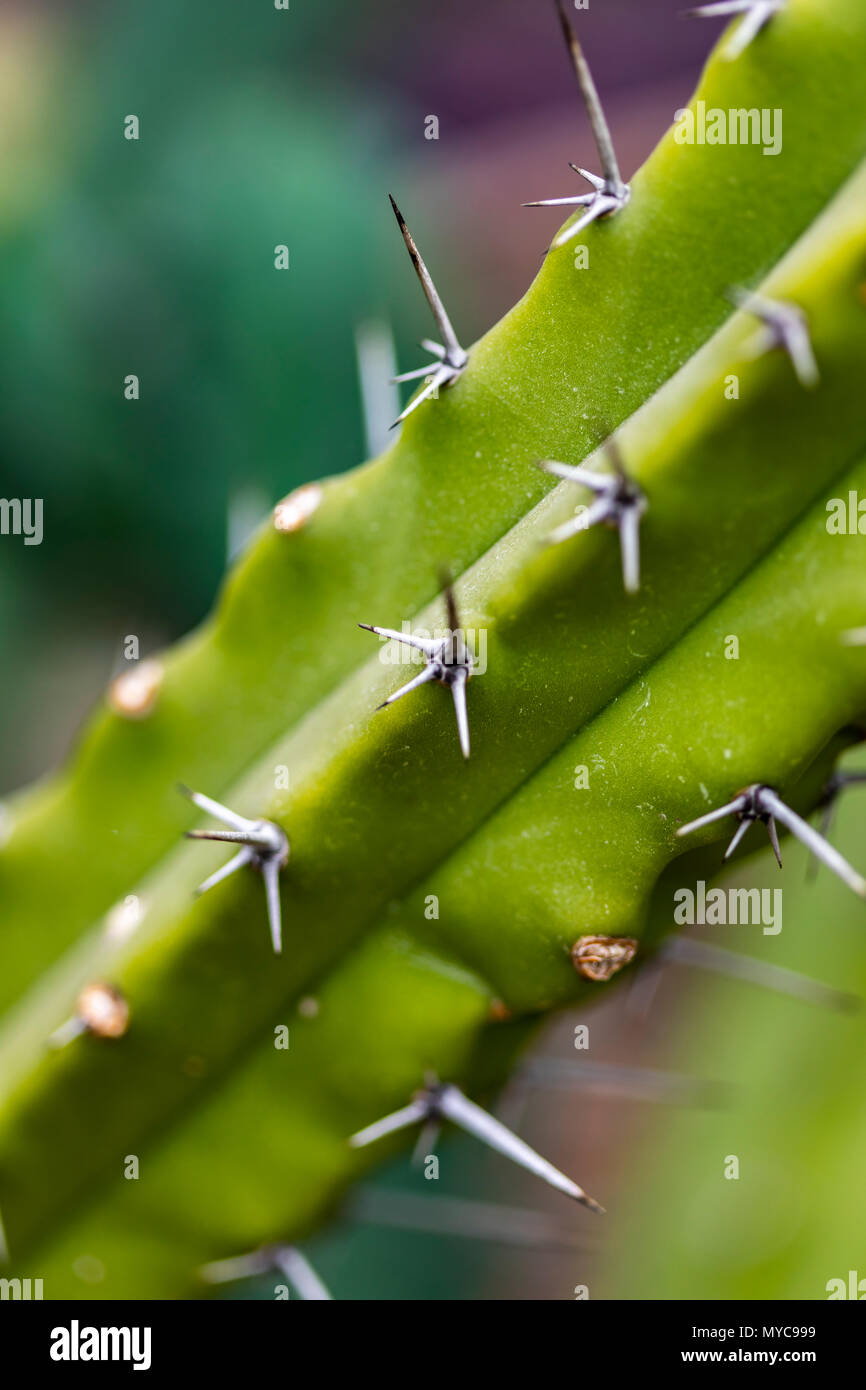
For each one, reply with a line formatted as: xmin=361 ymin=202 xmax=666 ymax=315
xmin=0 ymin=2 xmax=402 ymax=617
xmin=0 ymin=0 xmax=424 ymax=789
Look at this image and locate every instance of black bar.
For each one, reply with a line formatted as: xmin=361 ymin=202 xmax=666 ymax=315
xmin=0 ymin=1299 xmax=859 ymax=1374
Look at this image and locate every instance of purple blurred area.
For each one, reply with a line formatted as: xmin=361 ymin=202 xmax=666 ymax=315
xmin=355 ymin=0 xmax=713 ymax=323
xmin=352 ymin=0 xmax=708 ymax=124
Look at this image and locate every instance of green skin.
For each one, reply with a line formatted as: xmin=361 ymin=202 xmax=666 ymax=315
xmin=2 ymin=1 xmax=866 ymax=1295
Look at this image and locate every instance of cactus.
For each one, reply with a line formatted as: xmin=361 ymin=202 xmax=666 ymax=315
xmin=2 ymin=0 xmax=866 ymax=1298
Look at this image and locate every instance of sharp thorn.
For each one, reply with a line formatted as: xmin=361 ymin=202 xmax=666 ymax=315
xmin=349 ymin=1098 xmax=433 ymax=1149
xmin=437 ymin=1083 xmax=604 ymax=1211
xmin=765 ymin=813 xmax=783 ymax=869
xmin=553 ymin=0 xmax=623 ymax=190
xmin=388 ymin=194 xmax=464 ymax=362
xmin=200 ymin=1246 xmax=331 ymax=1300
xmin=724 ymin=815 xmax=754 ymax=860
xmin=271 ymin=1247 xmax=332 ymax=1301
xmin=677 ymin=795 xmax=750 ymax=837
xmin=759 ymin=786 xmax=866 ymax=898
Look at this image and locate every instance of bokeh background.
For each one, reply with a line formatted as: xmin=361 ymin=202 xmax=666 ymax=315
xmin=3 ymin=0 xmax=864 ymax=1301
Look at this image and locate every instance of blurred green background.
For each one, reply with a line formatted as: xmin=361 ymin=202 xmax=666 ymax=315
xmin=4 ymin=0 xmax=862 ymax=1302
